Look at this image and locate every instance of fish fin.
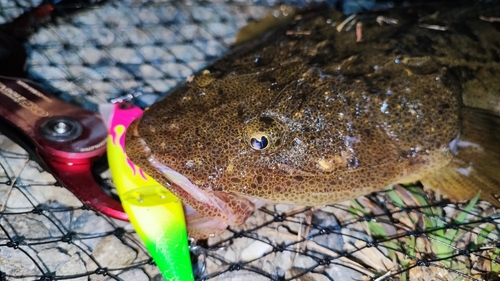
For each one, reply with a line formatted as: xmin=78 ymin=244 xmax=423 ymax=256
xmin=420 ymin=107 xmax=500 ymax=206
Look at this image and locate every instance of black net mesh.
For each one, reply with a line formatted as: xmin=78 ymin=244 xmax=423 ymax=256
xmin=0 ymin=1 xmax=499 ymax=281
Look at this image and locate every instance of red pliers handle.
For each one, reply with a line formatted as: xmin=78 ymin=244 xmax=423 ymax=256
xmin=0 ymin=76 xmax=128 ymax=220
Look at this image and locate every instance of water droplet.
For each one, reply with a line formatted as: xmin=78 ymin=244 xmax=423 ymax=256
xmin=380 ymin=101 xmax=389 ymax=113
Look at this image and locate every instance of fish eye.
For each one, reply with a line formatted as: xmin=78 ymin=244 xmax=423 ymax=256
xmin=250 ymin=135 xmax=269 ymax=150
xmin=244 ymin=116 xmax=284 ymax=152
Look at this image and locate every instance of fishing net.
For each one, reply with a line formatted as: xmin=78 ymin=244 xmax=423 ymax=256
xmin=0 ymin=1 xmax=499 ymax=280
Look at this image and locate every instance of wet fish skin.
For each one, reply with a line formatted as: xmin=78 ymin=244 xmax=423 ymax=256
xmin=126 ymin=3 xmax=500 ymax=238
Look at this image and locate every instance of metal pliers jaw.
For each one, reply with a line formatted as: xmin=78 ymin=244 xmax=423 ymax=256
xmin=0 ymin=75 xmax=128 ymax=220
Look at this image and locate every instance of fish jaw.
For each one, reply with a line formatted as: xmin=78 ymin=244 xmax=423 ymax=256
xmin=125 ymin=118 xmax=256 ymax=239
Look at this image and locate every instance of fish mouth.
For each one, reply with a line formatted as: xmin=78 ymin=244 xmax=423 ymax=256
xmin=147 ymin=154 xmax=247 ymax=225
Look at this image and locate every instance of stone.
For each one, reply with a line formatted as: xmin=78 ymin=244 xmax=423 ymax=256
xmin=89 ymin=235 xmax=137 ymax=270
xmin=240 ymin=240 xmax=273 ymax=262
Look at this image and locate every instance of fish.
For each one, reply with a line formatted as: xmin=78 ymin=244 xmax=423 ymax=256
xmin=125 ymin=2 xmax=500 ymax=239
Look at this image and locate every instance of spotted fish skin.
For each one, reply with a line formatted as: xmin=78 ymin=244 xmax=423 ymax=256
xmin=126 ymin=3 xmax=500 ymax=238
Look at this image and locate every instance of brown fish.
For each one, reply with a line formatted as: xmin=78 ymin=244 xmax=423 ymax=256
xmin=126 ymin=3 xmax=500 ymax=239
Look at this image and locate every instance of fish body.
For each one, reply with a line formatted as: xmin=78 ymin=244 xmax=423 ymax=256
xmin=126 ymin=3 xmax=500 ymax=238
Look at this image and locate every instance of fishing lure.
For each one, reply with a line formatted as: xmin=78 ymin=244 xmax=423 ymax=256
xmin=105 ymin=102 xmax=193 ymax=281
